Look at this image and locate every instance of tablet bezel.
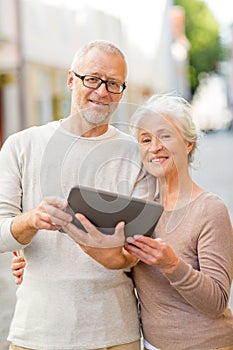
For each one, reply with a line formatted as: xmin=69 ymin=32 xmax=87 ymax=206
xmin=66 ymin=185 xmax=163 ymax=238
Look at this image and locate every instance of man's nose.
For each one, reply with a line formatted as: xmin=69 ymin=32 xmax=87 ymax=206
xmin=95 ymin=81 xmax=108 ymax=96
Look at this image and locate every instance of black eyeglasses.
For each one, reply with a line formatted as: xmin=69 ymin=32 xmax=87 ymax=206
xmin=72 ymin=71 xmax=126 ymax=94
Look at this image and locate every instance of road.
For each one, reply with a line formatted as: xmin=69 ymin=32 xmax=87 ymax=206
xmin=0 ymin=129 xmax=233 ymax=349
xmin=192 ymin=129 xmax=233 ymax=223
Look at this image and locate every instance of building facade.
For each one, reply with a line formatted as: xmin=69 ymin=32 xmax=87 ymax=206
xmin=0 ymin=0 xmax=190 ymax=146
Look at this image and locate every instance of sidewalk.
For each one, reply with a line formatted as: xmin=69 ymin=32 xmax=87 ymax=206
xmin=0 ymin=342 xmax=9 ymax=350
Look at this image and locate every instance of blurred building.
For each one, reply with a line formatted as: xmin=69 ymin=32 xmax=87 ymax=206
xmin=170 ymin=5 xmax=191 ymax=100
xmin=192 ymin=73 xmax=232 ymax=130
xmin=0 ymin=0 xmax=190 ymax=146
xmin=191 ymin=21 xmax=233 ymax=131
xmin=0 ymin=0 xmax=20 ymax=146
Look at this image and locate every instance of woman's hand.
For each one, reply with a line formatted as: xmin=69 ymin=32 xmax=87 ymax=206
xmin=11 ymin=253 xmax=26 ymax=285
xmin=125 ymin=235 xmax=180 ymax=274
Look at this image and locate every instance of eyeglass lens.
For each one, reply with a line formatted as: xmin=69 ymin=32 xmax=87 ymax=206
xmin=84 ymin=76 xmax=124 ymax=93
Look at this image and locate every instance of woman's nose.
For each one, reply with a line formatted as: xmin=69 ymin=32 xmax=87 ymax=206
xmin=149 ymin=137 xmax=163 ymax=152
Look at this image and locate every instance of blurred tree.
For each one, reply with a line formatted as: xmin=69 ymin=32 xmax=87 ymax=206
xmin=174 ymin=0 xmax=228 ymax=94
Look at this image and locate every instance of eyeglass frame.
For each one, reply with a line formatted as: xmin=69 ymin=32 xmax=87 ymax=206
xmin=72 ymin=71 xmax=127 ymax=94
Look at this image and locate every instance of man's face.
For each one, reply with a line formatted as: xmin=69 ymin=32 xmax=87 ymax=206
xmin=69 ymin=47 xmax=126 ymax=126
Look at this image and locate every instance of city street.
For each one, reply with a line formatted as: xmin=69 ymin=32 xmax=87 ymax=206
xmin=192 ymin=129 xmax=233 ymax=223
xmin=0 ymin=129 xmax=233 ymax=349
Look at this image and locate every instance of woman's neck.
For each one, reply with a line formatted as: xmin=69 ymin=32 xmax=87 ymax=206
xmin=157 ymin=172 xmax=203 ymax=211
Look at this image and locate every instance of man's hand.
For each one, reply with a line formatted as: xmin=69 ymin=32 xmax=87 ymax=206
xmin=63 ymin=214 xmax=138 ymax=269
xmin=11 ymin=196 xmax=73 ymax=245
xmin=64 ymin=213 xmax=125 ymax=248
xmin=11 ymin=253 xmax=26 ymax=285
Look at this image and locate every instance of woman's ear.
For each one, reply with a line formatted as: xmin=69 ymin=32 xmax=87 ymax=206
xmin=186 ymin=141 xmax=194 ymax=154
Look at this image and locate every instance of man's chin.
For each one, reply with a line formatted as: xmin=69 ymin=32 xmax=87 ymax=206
xmin=84 ymin=114 xmax=110 ymax=126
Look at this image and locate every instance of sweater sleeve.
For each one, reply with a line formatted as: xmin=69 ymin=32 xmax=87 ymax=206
xmin=165 ymin=195 xmax=233 ymax=317
xmin=0 ymin=135 xmax=28 ymax=252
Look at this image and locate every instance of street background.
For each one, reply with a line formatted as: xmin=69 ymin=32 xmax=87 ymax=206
xmin=0 ymin=128 xmax=233 ymax=350
xmin=1 ymin=1 xmax=233 ymax=349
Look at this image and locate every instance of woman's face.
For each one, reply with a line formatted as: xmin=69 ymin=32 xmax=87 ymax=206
xmin=137 ymin=113 xmax=193 ymax=179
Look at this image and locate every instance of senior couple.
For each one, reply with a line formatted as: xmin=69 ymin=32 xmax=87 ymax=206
xmin=0 ymin=40 xmax=233 ymax=350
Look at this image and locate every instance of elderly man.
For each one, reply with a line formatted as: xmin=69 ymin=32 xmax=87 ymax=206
xmin=0 ymin=40 xmax=155 ymax=350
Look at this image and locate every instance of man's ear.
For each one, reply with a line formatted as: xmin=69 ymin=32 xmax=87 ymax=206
xmin=67 ymin=70 xmax=74 ymax=90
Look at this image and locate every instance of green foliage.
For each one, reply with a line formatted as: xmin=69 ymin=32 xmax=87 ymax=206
xmin=174 ymin=0 xmax=228 ymax=94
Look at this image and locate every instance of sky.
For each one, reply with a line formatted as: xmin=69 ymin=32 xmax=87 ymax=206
xmin=204 ymin=0 xmax=233 ymax=26
xmin=203 ymin=0 xmax=233 ymax=43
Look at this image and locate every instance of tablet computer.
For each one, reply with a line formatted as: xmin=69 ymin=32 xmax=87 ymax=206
xmin=65 ymin=185 xmax=163 ymax=238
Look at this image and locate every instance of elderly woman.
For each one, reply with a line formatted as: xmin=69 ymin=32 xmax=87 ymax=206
xmin=12 ymin=95 xmax=233 ymax=350
xmin=124 ymin=94 xmax=233 ymax=350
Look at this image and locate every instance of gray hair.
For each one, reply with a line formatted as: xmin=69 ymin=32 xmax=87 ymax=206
xmin=70 ymin=40 xmax=127 ymax=78
xmin=130 ymin=94 xmax=201 ymax=164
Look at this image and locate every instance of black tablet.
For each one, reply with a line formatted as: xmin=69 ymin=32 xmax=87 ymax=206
xmin=65 ymin=185 xmax=163 ymax=238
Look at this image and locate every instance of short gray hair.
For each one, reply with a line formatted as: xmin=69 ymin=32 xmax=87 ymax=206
xmin=130 ymin=94 xmax=201 ymax=164
xmin=70 ymin=40 xmax=127 ymax=77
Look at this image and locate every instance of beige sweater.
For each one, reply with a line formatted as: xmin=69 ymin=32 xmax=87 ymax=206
xmin=133 ymin=192 xmax=233 ymax=350
xmin=0 ymin=121 xmax=156 ymax=349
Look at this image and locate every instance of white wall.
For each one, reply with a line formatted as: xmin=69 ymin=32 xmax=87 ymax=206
xmin=3 ymin=83 xmax=21 ymax=137
xmin=0 ymin=0 xmax=191 ymax=139
xmin=21 ymin=2 xmax=124 ymax=68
